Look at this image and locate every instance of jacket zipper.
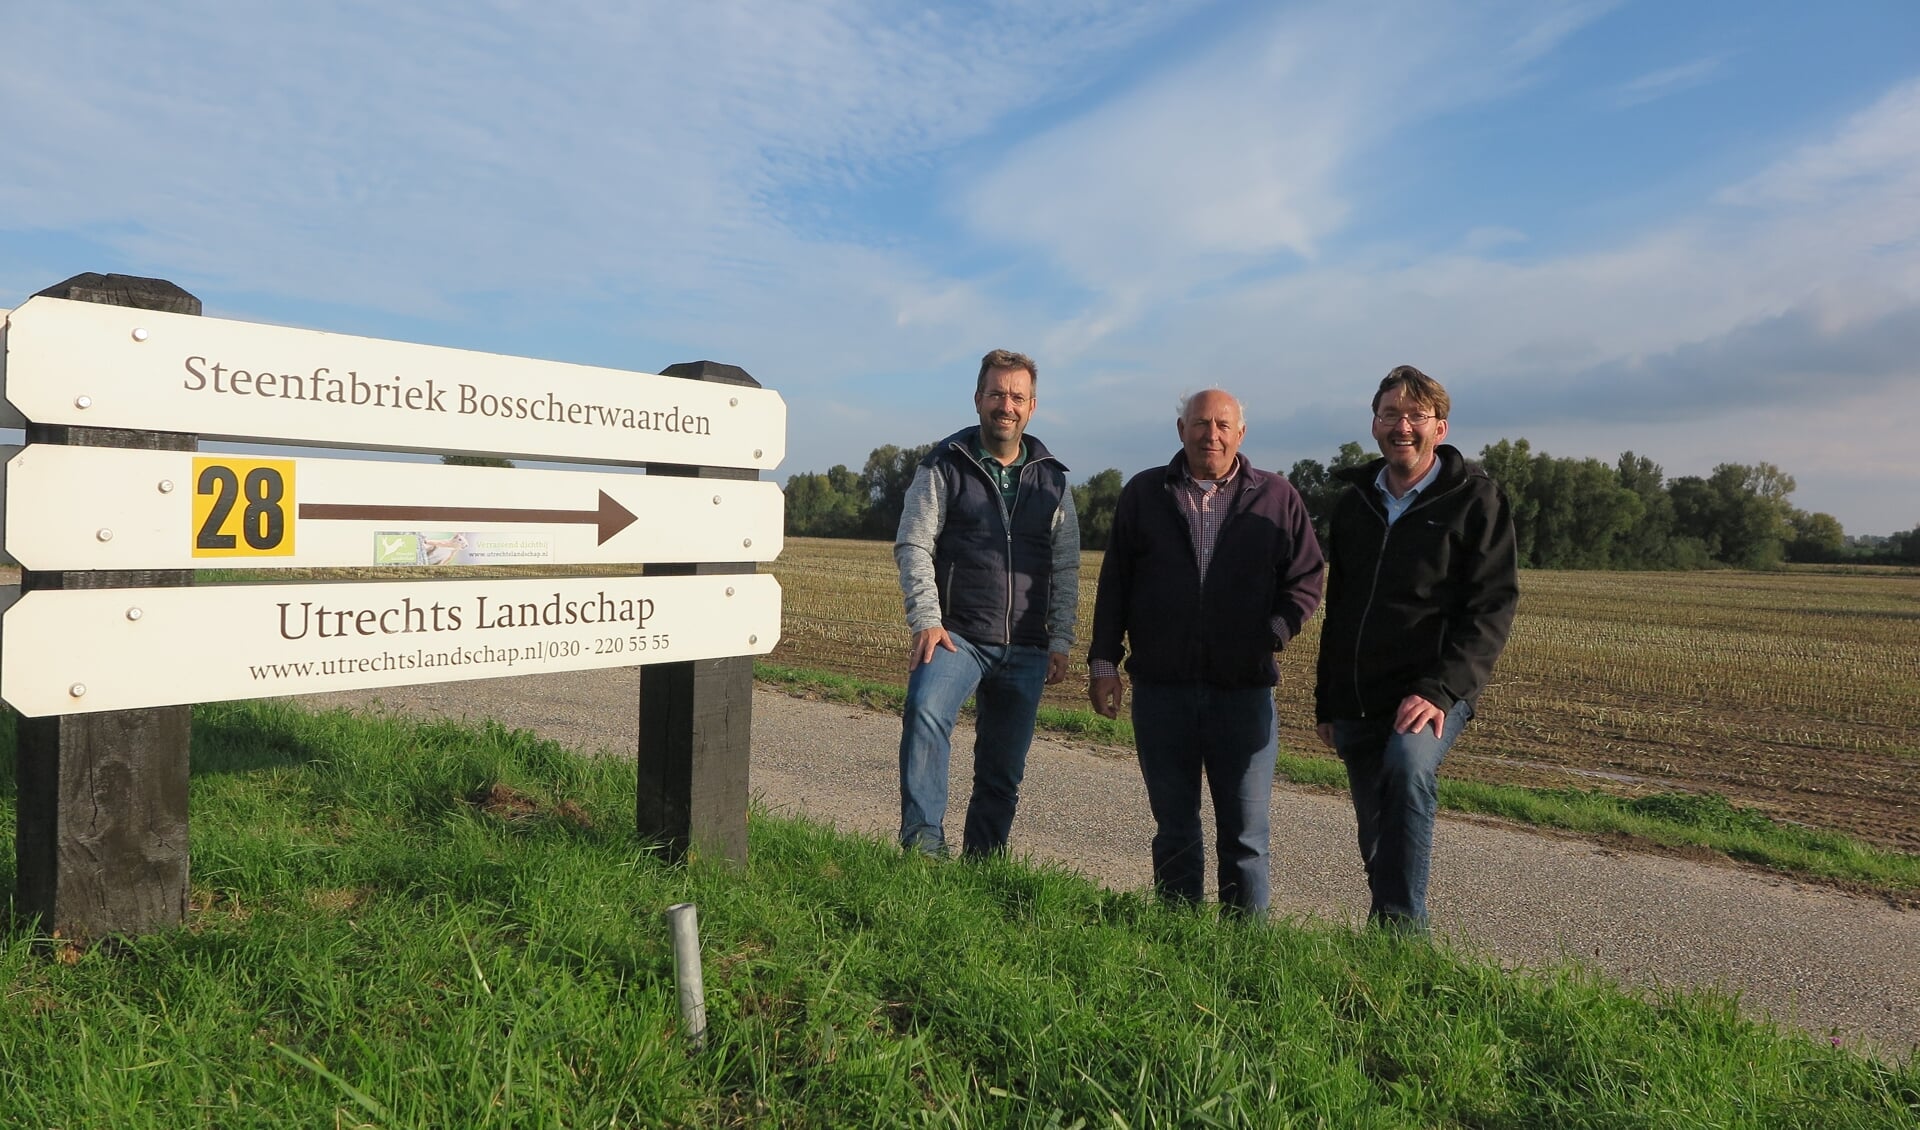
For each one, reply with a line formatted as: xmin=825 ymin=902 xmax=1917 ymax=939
xmin=1346 ymin=475 xmax=1468 ymax=715
xmin=956 ymin=439 xmax=1040 ymax=646
xmin=1003 ymin=472 xmax=1020 ymax=644
xmin=1351 ymin=499 xmax=1390 ymax=716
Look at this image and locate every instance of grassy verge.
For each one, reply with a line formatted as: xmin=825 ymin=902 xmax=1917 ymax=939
xmin=754 ymin=662 xmax=1920 ymax=899
xmin=2 ymin=700 xmax=1914 ymax=1126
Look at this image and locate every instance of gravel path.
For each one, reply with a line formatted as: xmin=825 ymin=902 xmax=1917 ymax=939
xmin=298 ymin=668 xmax=1919 ymax=1059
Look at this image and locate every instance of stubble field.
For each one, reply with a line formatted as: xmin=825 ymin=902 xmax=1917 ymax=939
xmin=770 ymin=538 xmax=1920 ymax=853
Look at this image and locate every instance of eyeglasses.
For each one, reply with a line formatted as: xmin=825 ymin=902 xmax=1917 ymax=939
xmin=982 ymin=391 xmax=1030 ymax=406
xmin=1374 ymin=411 xmax=1438 ymax=426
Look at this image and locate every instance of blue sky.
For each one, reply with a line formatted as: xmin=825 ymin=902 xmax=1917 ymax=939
xmin=4 ymin=0 xmax=1917 ymax=534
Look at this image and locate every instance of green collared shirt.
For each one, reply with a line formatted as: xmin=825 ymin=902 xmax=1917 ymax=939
xmin=973 ymin=438 xmax=1028 ymax=512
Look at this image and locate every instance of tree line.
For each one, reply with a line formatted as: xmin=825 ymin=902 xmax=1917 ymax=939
xmin=784 ymin=441 xmax=1920 ymax=569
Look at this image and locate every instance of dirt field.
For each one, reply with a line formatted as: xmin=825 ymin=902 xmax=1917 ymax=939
xmin=772 ymin=540 xmax=1920 ymax=853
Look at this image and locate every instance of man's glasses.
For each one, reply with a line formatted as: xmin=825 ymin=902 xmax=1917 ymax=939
xmin=1374 ymin=411 xmax=1438 ymax=426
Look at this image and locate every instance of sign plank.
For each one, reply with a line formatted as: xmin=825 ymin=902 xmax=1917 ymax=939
xmin=2 ymin=446 xmax=784 ymax=570
xmin=0 ymin=573 xmax=780 ymax=716
xmin=1 ymin=298 xmax=785 ymax=468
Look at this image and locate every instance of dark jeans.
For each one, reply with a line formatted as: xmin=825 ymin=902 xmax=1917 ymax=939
xmin=1129 ymin=680 xmax=1278 ymax=916
xmin=1330 ymin=700 xmax=1472 ymax=931
xmin=897 ymin=632 xmax=1050 ymax=856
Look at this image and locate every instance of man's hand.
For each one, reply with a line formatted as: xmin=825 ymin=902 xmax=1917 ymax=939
xmin=1089 ymin=674 xmax=1125 ymax=719
xmin=1393 ymin=694 xmax=1446 ymax=737
xmin=909 ymin=627 xmax=957 ymax=670
xmin=1046 ymin=652 xmax=1069 ymax=685
xmin=1315 ymin=722 xmax=1336 ymax=750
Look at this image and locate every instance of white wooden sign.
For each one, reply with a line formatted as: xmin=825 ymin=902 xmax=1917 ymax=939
xmin=1 ymin=298 xmax=785 ymax=469
xmin=0 ymin=573 xmax=781 ymax=716
xmin=1 ymin=446 xmax=784 ymax=571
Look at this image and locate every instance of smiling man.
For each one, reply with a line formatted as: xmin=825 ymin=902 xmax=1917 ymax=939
xmin=893 ymin=349 xmax=1079 ymax=857
xmin=1314 ymin=365 xmax=1519 ymax=935
xmin=1088 ymin=388 xmax=1324 ymax=917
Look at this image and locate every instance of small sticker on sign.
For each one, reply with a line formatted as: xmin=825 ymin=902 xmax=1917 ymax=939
xmin=372 ymin=531 xmax=555 ymax=566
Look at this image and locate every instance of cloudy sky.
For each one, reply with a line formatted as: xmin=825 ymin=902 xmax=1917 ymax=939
xmin=4 ymin=1 xmax=1917 ymax=533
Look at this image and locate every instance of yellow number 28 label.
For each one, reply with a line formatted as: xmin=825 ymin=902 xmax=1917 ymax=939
xmin=192 ymin=457 xmax=296 ymax=557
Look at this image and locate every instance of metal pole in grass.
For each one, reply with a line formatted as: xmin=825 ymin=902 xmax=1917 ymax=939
xmin=665 ymin=902 xmax=708 ymax=1050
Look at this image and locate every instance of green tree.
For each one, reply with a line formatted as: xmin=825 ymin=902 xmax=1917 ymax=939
xmin=1890 ymin=524 xmax=1920 ymax=565
xmin=1478 ymin=439 xmax=1538 ymax=564
xmin=1611 ymin=452 xmax=1694 ymax=569
xmin=1718 ymin=461 xmax=1797 ymax=568
xmin=1288 ymin=441 xmax=1370 ymax=545
xmin=1527 ymin=455 xmax=1642 ymax=569
xmin=1786 ymin=510 xmax=1845 ymax=563
xmin=1666 ymin=475 xmax=1720 ymax=563
xmin=784 ymin=464 xmax=867 ymax=537
xmin=1672 ymin=463 xmax=1797 ymax=568
xmin=860 ymin=443 xmax=934 ymax=539
xmin=1072 ymin=468 xmax=1125 ymax=550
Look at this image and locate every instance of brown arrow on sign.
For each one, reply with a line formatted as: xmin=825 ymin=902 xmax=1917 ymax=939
xmin=298 ymin=490 xmax=640 ymax=544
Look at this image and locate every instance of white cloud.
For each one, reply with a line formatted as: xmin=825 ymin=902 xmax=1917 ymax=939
xmin=1718 ymin=77 xmax=1920 ymax=211
xmin=974 ymin=65 xmax=1920 ymax=535
xmin=1608 ymin=54 xmax=1729 ymax=108
xmin=0 ymin=1 xmax=1191 ymax=323
xmin=960 ymin=0 xmax=1608 ymax=295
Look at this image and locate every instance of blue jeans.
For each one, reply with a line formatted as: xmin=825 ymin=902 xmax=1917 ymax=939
xmin=898 ymin=632 xmax=1050 ymax=856
xmin=1330 ymin=700 xmax=1472 ymax=931
xmin=1130 ymin=681 xmax=1278 ymax=916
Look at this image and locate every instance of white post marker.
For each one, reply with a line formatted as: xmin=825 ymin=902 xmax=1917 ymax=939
xmin=0 ymin=573 xmax=781 ymax=716
xmin=0 ymin=298 xmax=785 ymax=468
xmin=665 ymin=903 xmax=708 ymax=1051
xmin=1 ymin=446 xmax=784 ymax=571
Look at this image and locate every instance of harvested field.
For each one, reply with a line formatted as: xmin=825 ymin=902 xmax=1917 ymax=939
xmin=769 ymin=538 xmax=1920 ymax=853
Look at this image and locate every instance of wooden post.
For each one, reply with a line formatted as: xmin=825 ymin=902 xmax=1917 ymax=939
xmin=13 ymin=272 xmax=199 ymax=937
xmin=636 ymin=360 xmax=760 ymax=864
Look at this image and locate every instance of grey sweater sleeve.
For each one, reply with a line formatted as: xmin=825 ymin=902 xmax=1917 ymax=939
xmin=893 ymin=463 xmax=946 ymax=634
xmin=1047 ymin=486 xmax=1081 ymax=654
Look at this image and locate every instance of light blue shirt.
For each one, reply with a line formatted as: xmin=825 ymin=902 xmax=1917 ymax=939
xmin=1375 ymin=458 xmax=1442 ymax=526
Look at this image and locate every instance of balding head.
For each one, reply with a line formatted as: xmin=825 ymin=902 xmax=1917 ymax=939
xmin=1176 ymin=388 xmax=1246 ymax=480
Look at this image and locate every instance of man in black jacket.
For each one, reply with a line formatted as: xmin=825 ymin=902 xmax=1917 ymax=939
xmin=1315 ymin=365 xmax=1519 ymax=934
xmin=1088 ymin=388 xmax=1323 ymax=916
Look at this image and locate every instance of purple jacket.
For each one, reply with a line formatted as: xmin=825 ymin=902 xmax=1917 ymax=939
xmin=1089 ymin=453 xmax=1324 ymax=688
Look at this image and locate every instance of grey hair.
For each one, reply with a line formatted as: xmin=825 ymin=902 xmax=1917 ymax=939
xmin=1177 ymin=387 xmax=1246 ymax=423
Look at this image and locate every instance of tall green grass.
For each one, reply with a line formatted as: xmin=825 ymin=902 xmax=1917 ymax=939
xmin=2 ymin=701 xmax=1915 ymax=1126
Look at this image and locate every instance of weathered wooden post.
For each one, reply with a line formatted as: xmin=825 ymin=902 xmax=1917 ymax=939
xmin=13 ymin=272 xmax=199 ymax=937
xmin=636 ymin=361 xmax=761 ymax=864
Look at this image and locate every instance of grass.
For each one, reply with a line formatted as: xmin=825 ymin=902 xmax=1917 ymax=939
xmin=3 ymin=700 xmax=1915 ymax=1126
xmin=753 ymin=662 xmax=1920 ymax=899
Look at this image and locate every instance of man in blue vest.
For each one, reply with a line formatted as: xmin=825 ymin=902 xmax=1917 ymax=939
xmin=894 ymin=349 xmax=1080 ymax=856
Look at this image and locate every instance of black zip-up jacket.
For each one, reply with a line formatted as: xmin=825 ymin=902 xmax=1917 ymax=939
xmin=1313 ymin=444 xmax=1519 ymax=722
xmin=1089 ymin=453 xmax=1324 ymax=688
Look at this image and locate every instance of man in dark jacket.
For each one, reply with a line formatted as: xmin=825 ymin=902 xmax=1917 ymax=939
xmin=1315 ymin=365 xmax=1519 ymax=934
xmin=894 ymin=349 xmax=1079 ymax=856
xmin=1088 ymin=388 xmax=1323 ymax=916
